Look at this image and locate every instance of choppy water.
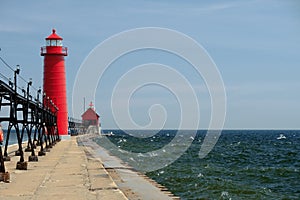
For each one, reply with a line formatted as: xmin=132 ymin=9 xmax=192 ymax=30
xmin=94 ymin=130 xmax=300 ymax=199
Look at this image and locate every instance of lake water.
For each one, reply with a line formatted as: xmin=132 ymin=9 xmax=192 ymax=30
xmin=94 ymin=130 xmax=300 ymax=199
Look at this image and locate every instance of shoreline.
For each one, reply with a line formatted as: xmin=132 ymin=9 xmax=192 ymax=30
xmin=78 ymin=134 xmax=180 ymax=200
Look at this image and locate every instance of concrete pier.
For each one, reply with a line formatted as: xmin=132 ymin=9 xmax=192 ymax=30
xmin=78 ymin=135 xmax=179 ymax=200
xmin=0 ymin=136 xmax=127 ymax=200
xmin=0 ymin=135 xmax=179 ymax=200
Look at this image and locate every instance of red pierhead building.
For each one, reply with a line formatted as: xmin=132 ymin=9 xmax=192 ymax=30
xmin=41 ymin=29 xmax=68 ymax=138
xmin=81 ymin=102 xmax=100 ymax=127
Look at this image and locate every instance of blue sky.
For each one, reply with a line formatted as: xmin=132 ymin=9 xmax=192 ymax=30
xmin=0 ymin=0 xmax=300 ymax=129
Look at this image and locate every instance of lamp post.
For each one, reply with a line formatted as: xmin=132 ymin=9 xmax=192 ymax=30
xmin=24 ymin=79 xmax=32 ymax=152
xmin=14 ymin=65 xmax=20 ymax=93
xmin=33 ymin=88 xmax=41 ymax=145
xmin=27 ymin=78 xmax=32 ymax=98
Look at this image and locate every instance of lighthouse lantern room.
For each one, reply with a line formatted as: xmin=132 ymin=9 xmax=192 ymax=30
xmin=41 ymin=29 xmax=69 ymax=139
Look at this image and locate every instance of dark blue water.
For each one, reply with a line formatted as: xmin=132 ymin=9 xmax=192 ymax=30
xmin=94 ymin=130 xmax=300 ymax=199
xmin=2 ymin=130 xmax=29 ymax=145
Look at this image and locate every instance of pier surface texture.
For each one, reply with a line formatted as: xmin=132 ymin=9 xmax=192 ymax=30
xmin=0 ymin=135 xmax=178 ymax=200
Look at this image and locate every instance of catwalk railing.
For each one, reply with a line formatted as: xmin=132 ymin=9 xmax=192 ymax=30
xmin=0 ymin=77 xmax=61 ymax=176
xmin=0 ymin=52 xmax=84 ymax=182
xmin=68 ymin=117 xmax=84 ymax=136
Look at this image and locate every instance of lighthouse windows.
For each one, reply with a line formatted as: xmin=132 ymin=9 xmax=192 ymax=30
xmin=56 ymin=40 xmax=62 ymax=46
xmin=51 ymin=40 xmax=56 ymax=46
xmin=46 ymin=40 xmax=63 ymax=46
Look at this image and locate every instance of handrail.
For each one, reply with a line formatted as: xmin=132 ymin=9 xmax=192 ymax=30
xmin=40 ymin=46 xmax=68 ymax=56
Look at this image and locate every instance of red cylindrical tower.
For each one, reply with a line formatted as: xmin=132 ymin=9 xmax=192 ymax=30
xmin=41 ymin=29 xmax=68 ymax=138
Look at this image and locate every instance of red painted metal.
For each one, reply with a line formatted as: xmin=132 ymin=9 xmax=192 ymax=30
xmin=82 ymin=102 xmax=100 ymax=126
xmin=0 ymin=124 xmax=3 ymax=143
xmin=41 ymin=29 xmax=68 ymax=136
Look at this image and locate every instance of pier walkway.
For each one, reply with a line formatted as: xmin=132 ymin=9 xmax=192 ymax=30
xmin=0 ymin=135 xmax=179 ymax=200
xmin=0 ymin=136 xmax=127 ymax=200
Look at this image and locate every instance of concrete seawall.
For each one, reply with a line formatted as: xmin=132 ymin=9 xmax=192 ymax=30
xmin=0 ymin=135 xmax=180 ymax=200
xmin=78 ymin=134 xmax=180 ymax=200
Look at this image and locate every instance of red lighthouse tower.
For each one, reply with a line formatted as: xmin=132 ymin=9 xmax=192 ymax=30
xmin=41 ymin=29 xmax=68 ymax=139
